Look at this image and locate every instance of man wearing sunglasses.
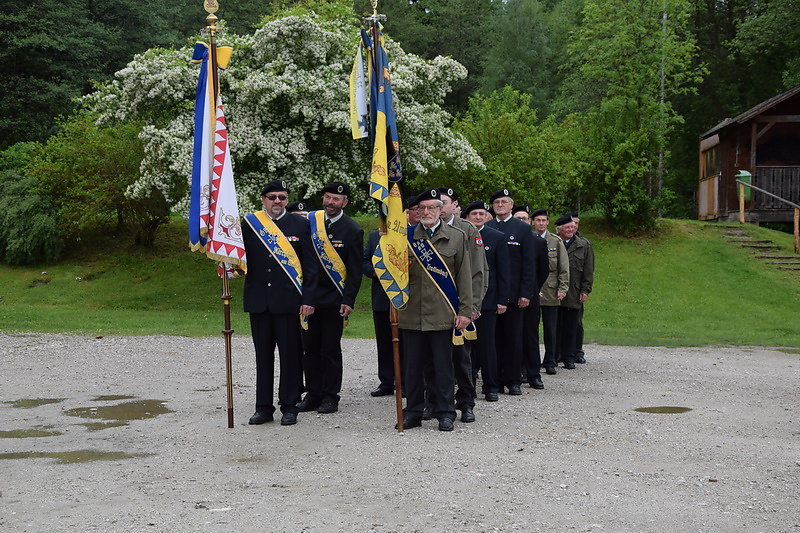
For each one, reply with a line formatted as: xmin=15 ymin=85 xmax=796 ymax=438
xmin=242 ymin=180 xmax=318 ymax=426
xmin=299 ymin=181 xmax=363 ymax=415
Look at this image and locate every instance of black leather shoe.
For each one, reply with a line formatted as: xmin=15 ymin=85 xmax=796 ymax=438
xmin=395 ymin=416 xmax=421 ymax=430
xmin=438 ymin=418 xmax=454 ymax=431
xmin=317 ymin=399 xmax=338 ymax=414
xmin=460 ymin=408 xmax=476 ymax=423
xmin=370 ymin=387 xmax=394 ymax=397
xmin=280 ymin=412 xmax=297 ymax=425
xmin=576 ymin=355 xmax=587 ymax=364
xmin=564 ymin=361 xmax=576 ymax=369
xmin=248 ymin=411 xmax=273 ymax=425
xmin=507 ymin=384 xmax=522 ymax=395
xmin=484 ymin=392 xmax=499 ymax=402
xmin=422 ymin=407 xmax=433 ymax=420
xmin=530 ymin=377 xmax=544 ymax=389
xmin=545 ymin=366 xmax=557 ymax=375
xmin=297 ymin=396 xmax=320 ymax=412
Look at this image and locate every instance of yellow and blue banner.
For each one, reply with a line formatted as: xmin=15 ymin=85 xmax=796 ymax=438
xmin=243 ymin=212 xmax=303 ymax=294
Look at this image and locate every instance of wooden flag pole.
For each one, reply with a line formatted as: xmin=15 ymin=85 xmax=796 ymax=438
xmin=204 ymin=1 xmax=235 ymax=429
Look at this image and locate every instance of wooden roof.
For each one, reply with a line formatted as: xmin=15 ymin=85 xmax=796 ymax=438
xmin=700 ymin=84 xmax=800 ymax=139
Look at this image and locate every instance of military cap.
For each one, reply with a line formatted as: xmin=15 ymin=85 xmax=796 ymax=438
xmin=461 ymin=200 xmax=489 ymax=218
xmin=435 ymin=187 xmax=458 ymax=201
xmin=415 ymin=188 xmax=441 ymax=206
xmin=531 ymin=208 xmax=549 ymax=219
xmin=321 ymin=181 xmax=350 ymax=197
xmin=261 ymin=180 xmax=289 ymax=196
xmin=406 ymin=195 xmax=420 ymax=209
xmin=512 ymin=205 xmax=530 ymax=215
xmin=566 ymin=211 xmax=580 ymax=218
xmin=489 ymin=188 xmax=512 ymax=203
xmin=287 ymin=201 xmax=306 ymax=213
xmin=555 ymin=214 xmax=575 ymax=227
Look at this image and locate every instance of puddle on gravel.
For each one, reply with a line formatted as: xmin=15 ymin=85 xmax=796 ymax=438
xmin=0 ymin=426 xmax=62 ymax=438
xmin=64 ymin=400 xmax=172 ymax=426
xmin=0 ymin=450 xmax=152 ymax=464
xmin=91 ymin=395 xmax=137 ymax=401
xmin=634 ymin=406 xmax=693 ymax=414
xmin=81 ymin=421 xmax=128 ymax=431
xmin=3 ymin=398 xmax=66 ymax=409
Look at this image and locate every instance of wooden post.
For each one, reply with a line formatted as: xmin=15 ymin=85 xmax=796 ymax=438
xmin=794 ymin=208 xmax=799 ymax=254
xmin=221 ymin=271 xmax=234 ymax=428
xmin=389 ymin=306 xmax=404 ymax=432
xmin=738 ymin=182 xmax=746 ymax=223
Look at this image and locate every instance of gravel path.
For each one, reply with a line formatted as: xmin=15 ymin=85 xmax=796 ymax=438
xmin=0 ymin=333 xmax=798 ymax=532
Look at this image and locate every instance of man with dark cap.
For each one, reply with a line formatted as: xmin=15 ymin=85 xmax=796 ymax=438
xmin=485 ymin=189 xmax=548 ymax=395
xmin=242 ymin=180 xmax=318 ymax=426
xmin=512 ymin=205 xmax=531 ymax=224
xmin=462 ymin=201 xmax=509 ymax=402
xmin=532 ymin=208 xmax=569 ymax=377
xmin=569 ymin=212 xmax=591 ymax=364
xmin=287 ymin=201 xmax=308 ymax=216
xmin=299 ymin=181 xmax=363 ymax=414
xmin=555 ymin=214 xmax=594 ymax=369
xmin=435 ymin=187 xmax=487 ymax=423
xmin=512 ymin=204 xmax=541 ymax=386
xmin=400 ymin=189 xmax=472 ymax=431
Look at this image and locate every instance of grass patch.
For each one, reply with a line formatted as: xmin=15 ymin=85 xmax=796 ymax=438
xmin=0 ymin=216 xmax=798 ymax=346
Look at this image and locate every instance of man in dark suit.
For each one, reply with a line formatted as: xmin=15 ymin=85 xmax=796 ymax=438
xmin=485 ymin=189 xmax=548 ymax=395
xmin=242 ymin=180 xmax=318 ymax=426
xmin=299 ymin=181 xmax=363 ymax=414
xmin=462 ymin=201 xmax=509 ymax=402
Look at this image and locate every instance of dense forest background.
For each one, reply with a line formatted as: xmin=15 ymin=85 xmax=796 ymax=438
xmin=2 ymin=0 xmax=799 ymax=263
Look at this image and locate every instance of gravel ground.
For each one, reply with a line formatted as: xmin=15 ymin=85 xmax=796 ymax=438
xmin=0 ymin=332 xmax=798 ymax=532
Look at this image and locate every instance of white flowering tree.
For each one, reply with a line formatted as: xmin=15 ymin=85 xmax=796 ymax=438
xmin=85 ymin=6 xmax=483 ymax=214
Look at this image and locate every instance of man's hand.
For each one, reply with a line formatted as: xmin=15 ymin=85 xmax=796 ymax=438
xmin=497 ymin=304 xmax=507 ymax=315
xmin=579 ymin=292 xmax=589 ymax=303
xmin=557 ymin=291 xmax=567 ymax=301
xmin=471 ymin=310 xmax=481 ymax=321
xmin=454 ymin=315 xmax=471 ymax=331
xmin=339 ymin=304 xmax=353 ymax=318
xmin=300 ymin=305 xmax=315 ymax=317
xmin=518 ymin=297 xmax=530 ymax=308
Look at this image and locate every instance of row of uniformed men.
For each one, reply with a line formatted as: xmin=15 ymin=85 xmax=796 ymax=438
xmin=242 ymin=180 xmax=593 ymax=430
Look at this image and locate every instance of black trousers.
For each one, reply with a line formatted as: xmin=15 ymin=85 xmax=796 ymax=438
xmin=540 ymin=305 xmax=559 ymax=368
xmin=495 ymin=303 xmax=524 ymax=388
xmin=249 ymin=311 xmax=302 ymax=415
xmin=472 ymin=311 xmax=499 ymax=393
xmin=403 ymin=329 xmax=455 ymax=421
xmin=302 ymin=307 xmax=344 ymax=403
xmin=522 ymin=301 xmax=542 ymax=382
xmin=556 ymin=306 xmax=580 ymax=365
xmin=373 ymin=310 xmax=402 ymax=389
xmin=577 ymin=304 xmax=585 ymax=355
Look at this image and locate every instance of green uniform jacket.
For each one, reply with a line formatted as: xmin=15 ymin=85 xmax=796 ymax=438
xmin=539 ymin=231 xmax=570 ymax=307
xmin=399 ymin=222 xmax=473 ymax=331
xmin=561 ymin=235 xmax=594 ymax=309
xmin=450 ymin=215 xmax=488 ymax=314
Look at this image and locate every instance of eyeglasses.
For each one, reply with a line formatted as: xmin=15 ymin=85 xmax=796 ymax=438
xmin=418 ymin=205 xmax=441 ymax=212
xmin=493 ymin=199 xmax=511 ymax=205
xmin=264 ymin=194 xmax=288 ymax=201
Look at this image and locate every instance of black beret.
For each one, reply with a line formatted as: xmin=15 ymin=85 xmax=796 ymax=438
xmin=531 ymin=209 xmax=549 ymax=218
xmin=321 ymin=181 xmax=350 ymax=197
xmin=566 ymin=212 xmax=580 ymax=218
xmin=461 ymin=200 xmax=489 ymax=218
xmin=287 ymin=201 xmax=306 ymax=213
xmin=435 ymin=187 xmax=458 ymax=201
xmin=489 ymin=188 xmax=512 ymax=203
xmin=415 ymin=188 xmax=441 ymax=206
xmin=555 ymin=214 xmax=575 ymax=226
xmin=261 ymin=180 xmax=289 ymax=196
xmin=406 ymin=196 xmax=420 ymax=209
xmin=512 ymin=205 xmax=529 ymax=215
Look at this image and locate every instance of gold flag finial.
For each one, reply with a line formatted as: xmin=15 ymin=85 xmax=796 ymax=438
xmin=204 ymin=0 xmax=219 ymax=14
xmin=371 ymin=0 xmax=378 ymax=15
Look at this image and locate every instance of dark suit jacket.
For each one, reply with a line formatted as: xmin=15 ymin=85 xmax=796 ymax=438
xmin=312 ymin=212 xmax=364 ymax=309
xmin=478 ymin=224 xmax=510 ymax=311
xmin=485 ymin=217 xmax=548 ymax=300
xmin=363 ymin=229 xmax=390 ymax=312
xmin=242 ymin=211 xmax=318 ymax=314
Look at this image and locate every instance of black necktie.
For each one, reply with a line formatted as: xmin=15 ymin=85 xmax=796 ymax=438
xmin=426 ymin=228 xmax=434 ymax=238
xmin=325 ymin=219 xmax=331 ymax=230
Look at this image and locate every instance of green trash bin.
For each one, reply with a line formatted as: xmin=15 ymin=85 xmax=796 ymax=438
xmin=735 ymin=170 xmax=752 ymax=202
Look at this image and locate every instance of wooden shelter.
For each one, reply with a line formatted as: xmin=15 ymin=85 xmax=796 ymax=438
xmin=698 ymin=84 xmax=800 ymax=222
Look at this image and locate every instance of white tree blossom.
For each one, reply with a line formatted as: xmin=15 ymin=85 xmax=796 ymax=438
xmin=85 ymin=10 xmax=483 ymax=214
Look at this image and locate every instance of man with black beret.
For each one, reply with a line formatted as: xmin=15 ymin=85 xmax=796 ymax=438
xmin=555 ymin=214 xmax=594 ymax=369
xmin=568 ymin=212 xmax=591 ymax=363
xmin=462 ymin=201 xmax=509 ymax=402
xmin=242 ymin=180 xmax=318 ymax=426
xmin=484 ymin=189 xmax=548 ymax=395
xmin=512 ymin=205 xmax=531 ymax=224
xmin=287 ymin=201 xmax=308 ymax=216
xmin=532 ymin=208 xmax=569 ymax=378
xmin=399 ymin=189 xmax=472 ymax=431
xmin=299 ymin=181 xmax=363 ymax=414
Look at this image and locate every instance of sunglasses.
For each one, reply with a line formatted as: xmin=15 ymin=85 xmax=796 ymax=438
xmin=264 ymin=194 xmax=288 ymax=201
